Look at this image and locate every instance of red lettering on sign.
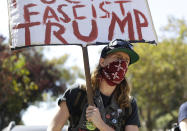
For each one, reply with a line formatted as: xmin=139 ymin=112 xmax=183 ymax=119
xmin=108 ymin=12 xmax=135 ymax=41
xmin=45 ymin=21 xmax=67 ymax=44
xmin=65 ymin=0 xmax=81 ymax=4
xmin=92 ymin=4 xmax=97 ymax=18
xmin=114 ymin=1 xmax=131 ymax=16
xmin=73 ymin=20 xmax=98 ymax=42
xmin=99 ymin=1 xmax=111 ymax=18
xmin=40 ymin=0 xmax=56 ymax=4
xmin=134 ymin=9 xmax=148 ymax=40
xmin=13 ymin=22 xmax=41 ymax=46
xmin=43 ymin=6 xmax=60 ymax=24
xmin=12 ymin=0 xmax=17 ymax=8
xmin=24 ymin=4 xmax=40 ymax=22
xmin=58 ymin=4 xmax=71 ymax=23
xmin=11 ymin=1 xmax=152 ymax=45
xmin=73 ymin=5 xmax=86 ymax=20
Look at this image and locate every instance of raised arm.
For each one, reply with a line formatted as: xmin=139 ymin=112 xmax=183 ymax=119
xmin=47 ymin=101 xmax=70 ymax=131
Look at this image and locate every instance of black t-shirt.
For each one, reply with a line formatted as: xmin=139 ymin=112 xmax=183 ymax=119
xmin=58 ymin=86 xmax=141 ymax=128
xmin=178 ymin=102 xmax=187 ymax=123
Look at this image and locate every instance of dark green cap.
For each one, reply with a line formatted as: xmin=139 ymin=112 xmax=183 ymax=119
xmin=100 ymin=39 xmax=139 ymax=65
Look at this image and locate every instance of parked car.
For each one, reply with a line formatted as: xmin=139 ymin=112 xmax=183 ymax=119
xmin=3 ymin=121 xmax=68 ymax=131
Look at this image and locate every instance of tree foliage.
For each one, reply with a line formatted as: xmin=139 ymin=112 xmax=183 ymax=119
xmin=127 ymin=18 xmax=187 ymax=131
xmin=0 ymin=36 xmax=82 ymax=130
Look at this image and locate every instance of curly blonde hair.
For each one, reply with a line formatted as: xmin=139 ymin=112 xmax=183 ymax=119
xmin=91 ymin=64 xmax=131 ymax=109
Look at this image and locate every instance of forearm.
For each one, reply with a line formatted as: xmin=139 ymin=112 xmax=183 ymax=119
xmin=47 ymin=119 xmax=64 ymax=131
xmin=47 ymin=125 xmax=62 ymax=131
xmin=47 ymin=102 xmax=69 ymax=131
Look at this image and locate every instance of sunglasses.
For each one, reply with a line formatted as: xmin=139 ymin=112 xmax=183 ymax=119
xmin=108 ymin=39 xmax=133 ymax=50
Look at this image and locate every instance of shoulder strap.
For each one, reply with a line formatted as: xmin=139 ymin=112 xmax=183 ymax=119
xmin=73 ymin=85 xmax=87 ymax=108
xmin=69 ymin=85 xmax=87 ymax=129
xmin=128 ymin=96 xmax=133 ymax=116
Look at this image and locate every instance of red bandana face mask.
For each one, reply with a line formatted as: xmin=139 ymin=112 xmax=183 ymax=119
xmin=101 ymin=60 xmax=128 ymax=86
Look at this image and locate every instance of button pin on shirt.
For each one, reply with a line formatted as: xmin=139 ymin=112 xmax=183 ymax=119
xmin=106 ymin=114 xmax=111 ymax=119
xmin=117 ymin=109 xmax=122 ymax=116
xmin=112 ymin=119 xmax=117 ymax=124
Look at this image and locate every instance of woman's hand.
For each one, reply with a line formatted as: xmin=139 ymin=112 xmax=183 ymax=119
xmin=86 ymin=105 xmax=115 ymax=131
xmin=86 ymin=105 xmax=105 ymax=129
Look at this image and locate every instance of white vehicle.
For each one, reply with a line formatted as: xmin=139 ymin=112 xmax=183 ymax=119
xmin=3 ymin=121 xmax=68 ymax=131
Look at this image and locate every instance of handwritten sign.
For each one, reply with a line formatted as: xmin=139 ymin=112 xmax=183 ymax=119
xmin=8 ymin=0 xmax=158 ymax=48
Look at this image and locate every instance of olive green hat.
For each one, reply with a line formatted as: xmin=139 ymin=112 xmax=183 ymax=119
xmin=100 ymin=39 xmax=139 ymax=65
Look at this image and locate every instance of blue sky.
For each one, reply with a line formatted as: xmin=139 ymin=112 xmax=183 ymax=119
xmin=0 ymin=0 xmax=187 ymax=126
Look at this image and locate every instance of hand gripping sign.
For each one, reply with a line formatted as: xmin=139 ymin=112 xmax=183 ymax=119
xmin=8 ymin=0 xmax=158 ymax=105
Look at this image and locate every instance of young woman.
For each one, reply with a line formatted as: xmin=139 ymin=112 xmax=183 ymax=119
xmin=47 ymin=39 xmax=140 ymax=131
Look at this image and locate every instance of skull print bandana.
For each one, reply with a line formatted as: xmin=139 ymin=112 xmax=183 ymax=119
xmin=101 ymin=60 xmax=128 ymax=86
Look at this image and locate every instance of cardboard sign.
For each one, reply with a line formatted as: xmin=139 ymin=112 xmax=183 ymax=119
xmin=8 ymin=0 xmax=158 ymax=48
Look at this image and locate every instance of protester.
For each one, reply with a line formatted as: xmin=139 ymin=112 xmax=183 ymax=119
xmin=47 ymin=39 xmax=141 ymax=131
xmin=179 ymin=102 xmax=187 ymax=131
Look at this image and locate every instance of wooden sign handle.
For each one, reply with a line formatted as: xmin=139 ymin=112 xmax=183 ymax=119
xmin=82 ymin=45 xmax=94 ymax=106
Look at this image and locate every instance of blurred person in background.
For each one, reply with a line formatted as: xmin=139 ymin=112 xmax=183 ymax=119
xmin=178 ymin=102 xmax=187 ymax=131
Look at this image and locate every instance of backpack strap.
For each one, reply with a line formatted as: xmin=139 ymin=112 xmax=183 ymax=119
xmin=94 ymin=90 xmax=132 ymax=131
xmin=69 ymin=85 xmax=87 ymax=129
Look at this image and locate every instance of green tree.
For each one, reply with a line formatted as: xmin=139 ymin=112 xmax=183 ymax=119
xmin=0 ymin=36 xmax=83 ymax=130
xmin=127 ymin=18 xmax=187 ymax=131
